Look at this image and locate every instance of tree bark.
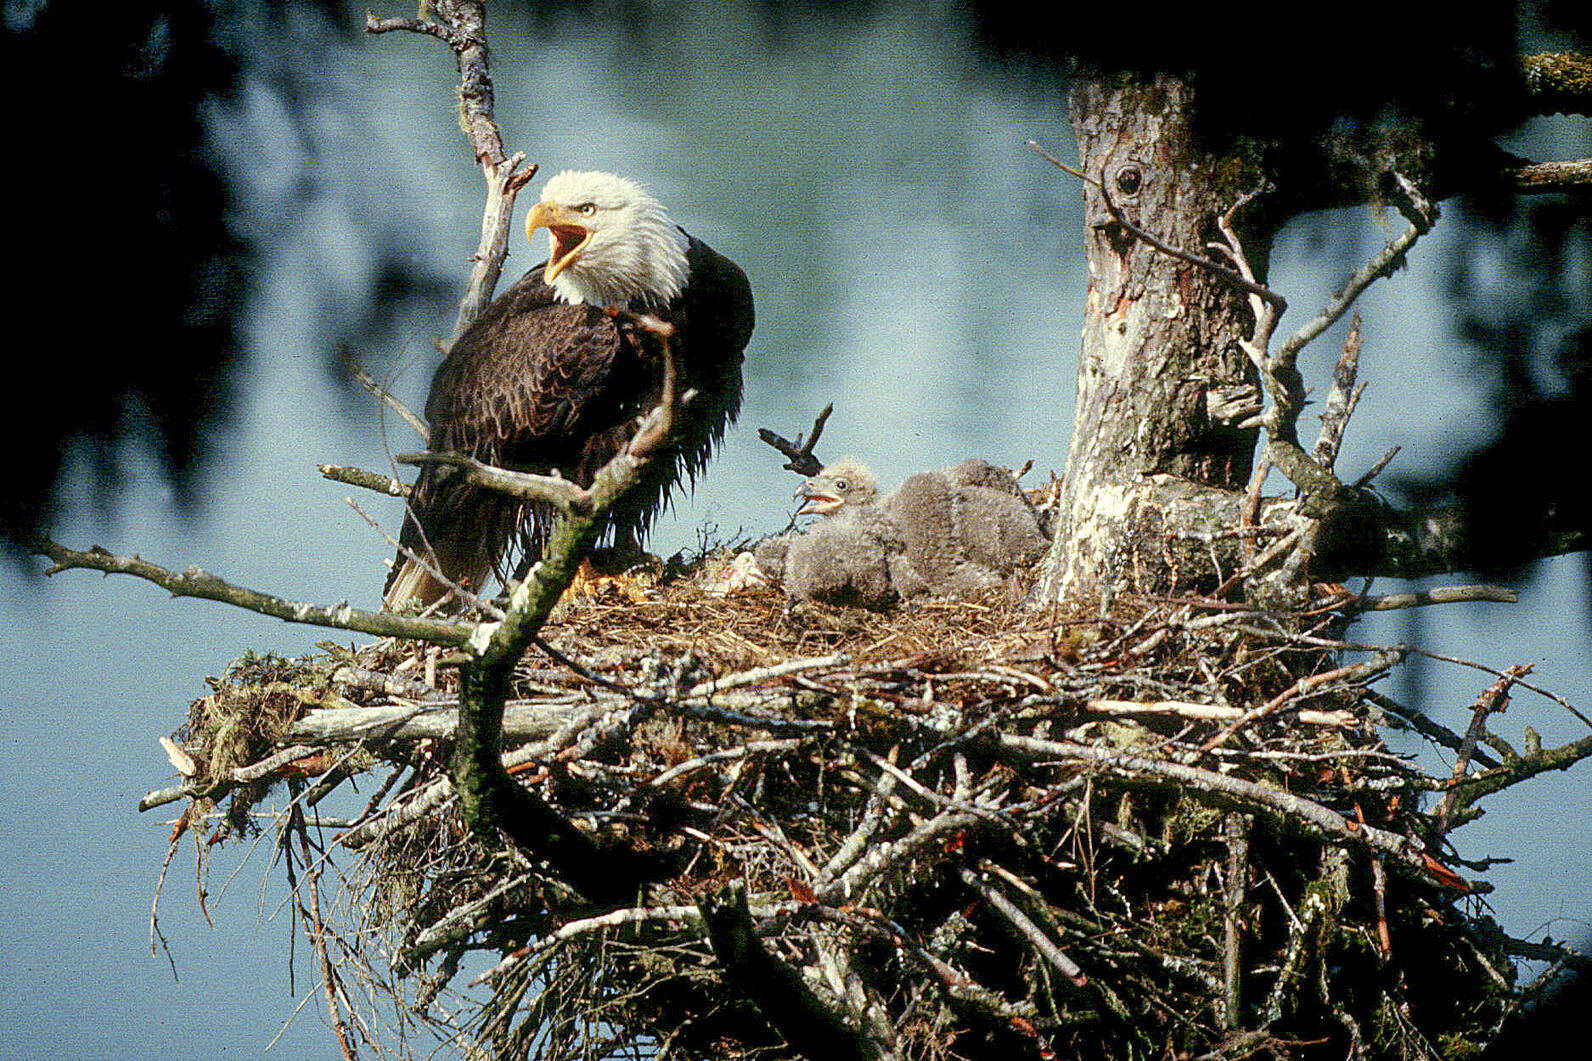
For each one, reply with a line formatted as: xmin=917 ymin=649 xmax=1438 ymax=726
xmin=1037 ymin=74 xmax=1266 ymax=603
xmin=1034 ymin=72 xmax=1589 ymax=605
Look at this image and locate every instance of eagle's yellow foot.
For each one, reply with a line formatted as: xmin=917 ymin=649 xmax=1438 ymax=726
xmin=560 ymin=556 xmax=655 ymax=608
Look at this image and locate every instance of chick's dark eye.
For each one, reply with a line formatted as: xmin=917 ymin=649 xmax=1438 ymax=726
xmin=835 ymin=480 xmax=848 ymax=490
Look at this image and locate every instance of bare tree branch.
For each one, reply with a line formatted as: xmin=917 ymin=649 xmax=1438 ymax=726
xmin=393 ymin=451 xmax=591 ymax=509
xmin=1312 ymin=313 xmax=1364 ymax=470
xmin=1353 ymin=585 xmax=1519 ymax=611
xmin=365 ymin=0 xmax=538 ymax=345
xmin=958 ymin=867 xmax=1088 ymax=986
xmin=318 ymin=464 xmax=412 ymax=497
xmin=1513 ymin=157 xmax=1592 ymax=193
xmin=34 ymin=539 xmax=473 ymax=646
xmin=759 ymin=403 xmax=834 ymax=476
xmin=344 ymin=354 xmax=429 ymax=442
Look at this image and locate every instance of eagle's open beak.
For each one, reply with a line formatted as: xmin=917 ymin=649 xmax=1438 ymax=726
xmin=526 ymin=201 xmax=591 ymax=282
xmin=796 ymin=489 xmax=841 ymax=517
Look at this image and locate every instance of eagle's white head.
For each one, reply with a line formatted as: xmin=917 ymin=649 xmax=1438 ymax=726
xmin=525 ymin=170 xmax=691 ymax=308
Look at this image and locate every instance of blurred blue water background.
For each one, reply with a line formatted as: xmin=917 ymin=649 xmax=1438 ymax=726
xmin=1 ymin=2 xmax=1586 ymax=1057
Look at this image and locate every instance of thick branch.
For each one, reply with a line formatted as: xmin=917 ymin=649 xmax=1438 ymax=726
xmin=318 ymin=463 xmax=411 ymax=497
xmin=289 ymin=701 xmax=586 ymax=744
xmin=1254 ymin=53 xmax=1592 ymax=216
xmin=1037 ymin=469 xmax=1581 ymax=587
xmin=699 ymin=880 xmax=885 ymax=1061
xmin=1221 ymin=814 xmax=1250 ymax=1027
xmin=449 ymin=337 xmax=685 ymax=901
xmin=289 ymin=654 xmax=849 ymax=747
xmin=1353 ymin=585 xmax=1518 ymax=611
xmin=1513 ymin=158 xmax=1592 ymax=193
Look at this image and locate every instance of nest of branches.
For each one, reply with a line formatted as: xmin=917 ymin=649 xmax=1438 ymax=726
xmin=144 ymin=557 xmax=1579 ymax=1061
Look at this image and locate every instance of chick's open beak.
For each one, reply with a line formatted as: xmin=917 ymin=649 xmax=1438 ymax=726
xmin=796 ymin=485 xmax=842 ymax=517
xmin=526 ymin=200 xmax=591 ymax=282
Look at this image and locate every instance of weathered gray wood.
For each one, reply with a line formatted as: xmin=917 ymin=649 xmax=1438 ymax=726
xmin=1039 ymin=75 xmax=1266 ymax=602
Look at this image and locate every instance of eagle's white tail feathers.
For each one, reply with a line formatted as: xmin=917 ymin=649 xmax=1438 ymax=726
xmin=382 ymin=557 xmax=448 ymax=612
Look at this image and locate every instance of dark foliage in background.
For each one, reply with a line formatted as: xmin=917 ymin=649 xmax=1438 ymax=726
xmin=970 ymin=0 xmax=1528 ymax=135
xmin=1 ymin=0 xmax=447 ymax=556
xmin=1429 ymin=203 xmax=1591 ymax=586
xmin=2 ymin=0 xmax=248 ymax=547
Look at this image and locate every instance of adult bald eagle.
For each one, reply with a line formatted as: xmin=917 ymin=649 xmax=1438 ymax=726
xmin=384 ymin=171 xmax=754 ymax=609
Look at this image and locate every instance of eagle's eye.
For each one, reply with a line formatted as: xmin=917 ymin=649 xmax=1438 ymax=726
xmin=577 ymin=203 xmax=597 ymax=217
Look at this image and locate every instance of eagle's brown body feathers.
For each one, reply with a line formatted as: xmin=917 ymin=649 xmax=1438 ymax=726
xmin=385 ymin=233 xmax=752 ymax=608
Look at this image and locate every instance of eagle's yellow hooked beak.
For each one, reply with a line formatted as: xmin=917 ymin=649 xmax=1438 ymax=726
xmin=526 ymin=200 xmax=592 ymax=282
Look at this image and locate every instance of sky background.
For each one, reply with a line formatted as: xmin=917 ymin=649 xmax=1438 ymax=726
xmin=1 ymin=2 xmax=1587 ymax=1057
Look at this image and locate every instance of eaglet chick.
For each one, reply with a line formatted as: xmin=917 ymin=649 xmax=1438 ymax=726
xmin=762 ymin=457 xmax=1049 ymax=609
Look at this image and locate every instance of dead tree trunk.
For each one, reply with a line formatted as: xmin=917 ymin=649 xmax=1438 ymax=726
xmin=1037 ymin=74 xmax=1270 ymax=603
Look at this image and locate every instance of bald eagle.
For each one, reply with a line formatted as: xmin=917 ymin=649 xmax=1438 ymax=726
xmin=384 ymin=171 xmax=754 ymax=609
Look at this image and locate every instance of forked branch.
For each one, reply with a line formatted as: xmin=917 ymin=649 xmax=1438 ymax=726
xmin=760 ymin=403 xmax=834 ymax=476
xmin=366 ymin=0 xmax=538 ymax=345
xmin=449 ymin=326 xmax=690 ymax=900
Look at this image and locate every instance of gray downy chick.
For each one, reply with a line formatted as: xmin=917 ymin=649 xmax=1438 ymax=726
xmin=765 ymin=457 xmax=1048 ymax=609
xmin=878 ymin=459 xmax=1048 ymax=597
xmin=937 ymin=458 xmax=1051 ymax=575
xmin=751 ymin=457 xmax=880 ymax=581
xmin=783 ymin=500 xmax=909 ymax=610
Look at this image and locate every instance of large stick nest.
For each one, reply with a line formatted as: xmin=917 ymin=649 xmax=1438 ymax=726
xmin=161 ymin=558 xmax=1551 ymax=1061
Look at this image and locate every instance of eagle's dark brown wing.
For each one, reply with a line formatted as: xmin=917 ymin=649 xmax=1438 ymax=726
xmin=424 ymin=272 xmax=626 ymax=463
xmin=384 ymin=264 xmax=624 ymax=607
xmin=384 ymin=235 xmax=752 ymax=609
xmin=598 ymin=236 xmax=752 ymax=554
